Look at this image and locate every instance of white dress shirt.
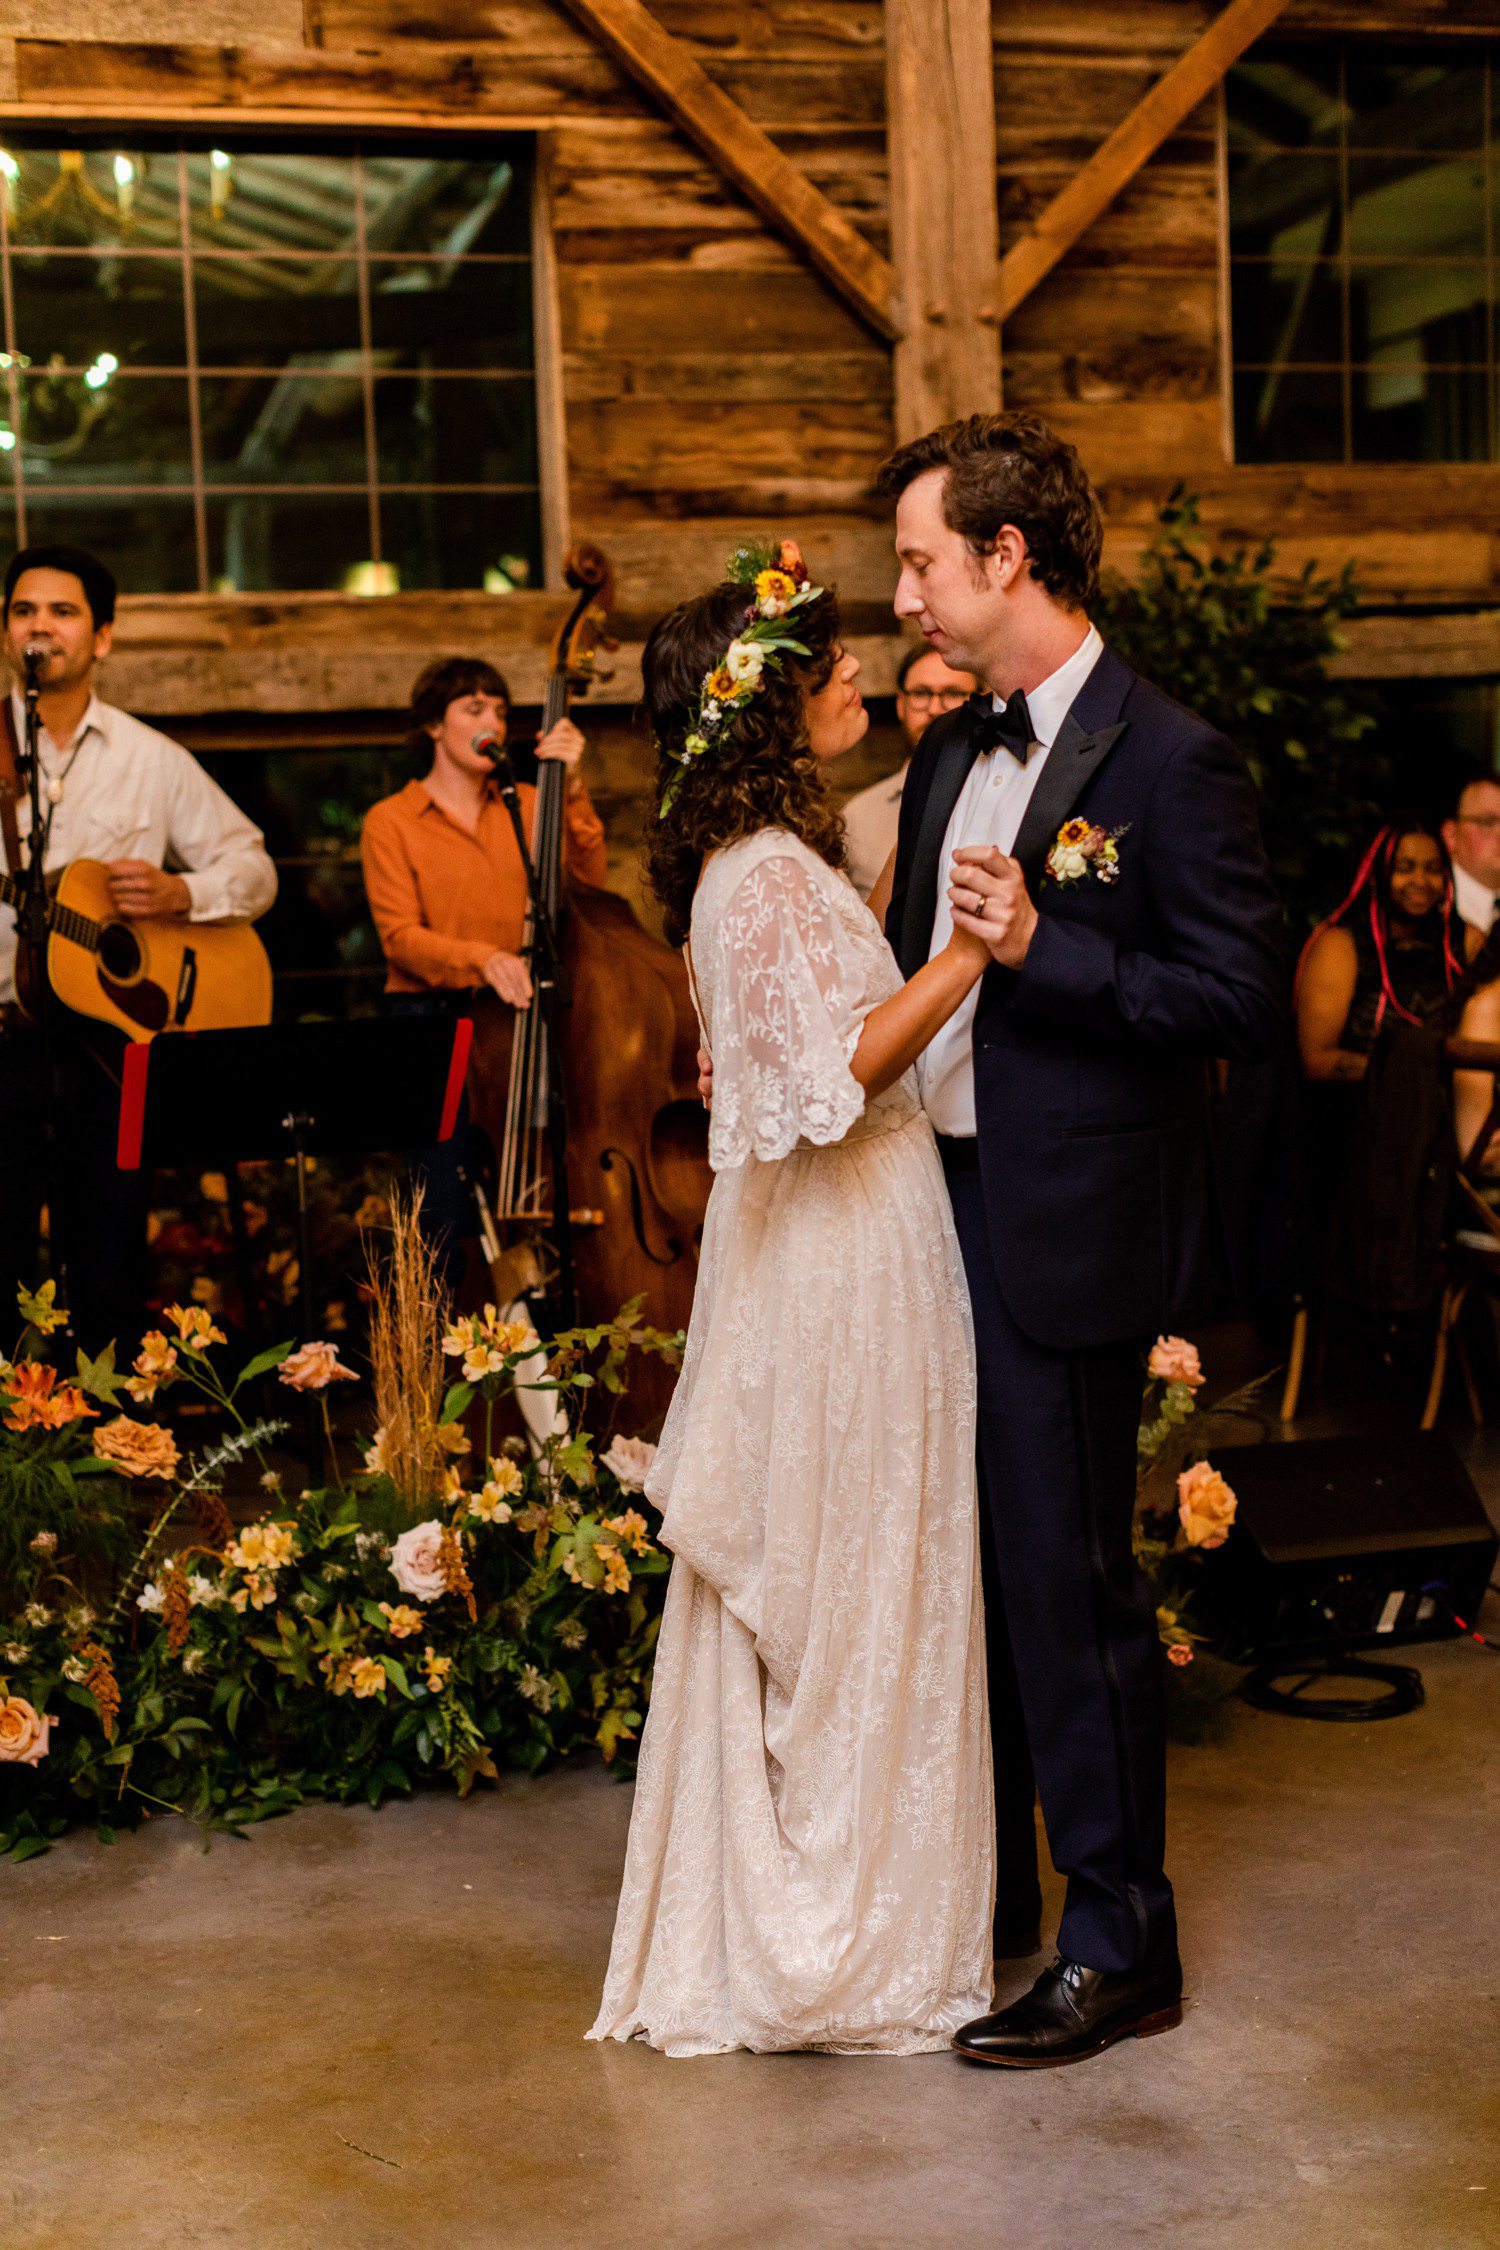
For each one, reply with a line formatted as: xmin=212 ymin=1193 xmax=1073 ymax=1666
xmin=1 ymin=689 xmax=277 ymax=1004
xmin=918 ymin=624 xmax=1104 ymax=1136
xmin=842 ymin=760 xmax=908 ymax=899
xmin=1452 ymin=860 xmax=1497 ymax=939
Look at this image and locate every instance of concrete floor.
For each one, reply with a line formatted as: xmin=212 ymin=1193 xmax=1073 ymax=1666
xmin=5 ymin=1451 xmax=1500 ymax=2248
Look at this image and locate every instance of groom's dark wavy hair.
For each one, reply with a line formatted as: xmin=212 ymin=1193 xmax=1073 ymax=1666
xmin=876 ymin=412 xmax=1102 ymax=610
xmin=644 ymin=578 xmax=847 ymax=947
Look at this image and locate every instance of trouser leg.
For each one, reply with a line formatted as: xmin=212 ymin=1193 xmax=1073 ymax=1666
xmin=946 ymin=1162 xmax=1176 ymax=1976
xmin=977 ymin=1463 xmax=1043 ymax=1941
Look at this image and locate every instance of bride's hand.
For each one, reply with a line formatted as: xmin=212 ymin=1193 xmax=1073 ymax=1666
xmin=944 ymin=920 xmax=992 ymax=979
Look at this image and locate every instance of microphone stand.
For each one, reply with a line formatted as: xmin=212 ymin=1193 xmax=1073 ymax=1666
xmin=483 ymin=748 xmax=577 ymax=1330
xmin=16 ymin=653 xmax=72 ymax=1334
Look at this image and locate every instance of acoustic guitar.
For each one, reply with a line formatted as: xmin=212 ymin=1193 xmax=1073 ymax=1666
xmin=3 ymin=857 xmax=273 ymax=1040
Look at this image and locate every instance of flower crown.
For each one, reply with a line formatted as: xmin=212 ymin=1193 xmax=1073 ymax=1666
xmin=659 ymin=539 xmax=826 ymax=814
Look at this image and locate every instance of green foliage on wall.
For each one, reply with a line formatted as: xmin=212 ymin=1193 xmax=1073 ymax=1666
xmin=1096 ymin=497 xmax=1389 ymax=931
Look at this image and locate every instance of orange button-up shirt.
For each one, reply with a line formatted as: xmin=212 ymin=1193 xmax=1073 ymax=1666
xmin=361 ymin=775 xmax=610 ymax=992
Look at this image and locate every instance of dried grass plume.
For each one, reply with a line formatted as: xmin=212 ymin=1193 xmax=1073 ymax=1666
xmin=365 ymin=1185 xmax=450 ymax=1514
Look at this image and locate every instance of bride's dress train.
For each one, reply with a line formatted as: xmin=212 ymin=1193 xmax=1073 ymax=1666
xmin=588 ymin=828 xmax=994 ymax=2056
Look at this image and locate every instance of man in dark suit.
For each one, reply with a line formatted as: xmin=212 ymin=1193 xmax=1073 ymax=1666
xmin=874 ymin=413 xmax=1286 ymax=2068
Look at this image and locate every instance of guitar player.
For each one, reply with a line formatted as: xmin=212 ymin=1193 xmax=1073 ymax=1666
xmin=0 ymin=543 xmax=277 ymax=1350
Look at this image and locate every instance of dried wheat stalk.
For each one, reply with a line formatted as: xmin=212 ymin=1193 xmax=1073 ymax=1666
xmin=364 ymin=1184 xmax=450 ymax=1514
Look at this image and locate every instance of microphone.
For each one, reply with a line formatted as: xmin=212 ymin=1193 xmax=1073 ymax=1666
xmin=21 ymin=641 xmax=48 ymax=687
xmin=471 ymin=732 xmax=521 ymax=805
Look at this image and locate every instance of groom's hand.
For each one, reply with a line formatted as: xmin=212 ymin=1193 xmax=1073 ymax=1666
xmin=697 ymin=1045 xmax=714 ymax=1109
xmin=948 ymin=846 xmax=1039 ymax=969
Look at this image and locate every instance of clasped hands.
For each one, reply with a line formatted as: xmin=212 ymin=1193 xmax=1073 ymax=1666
xmin=946 ymin=844 xmax=1037 ymax=969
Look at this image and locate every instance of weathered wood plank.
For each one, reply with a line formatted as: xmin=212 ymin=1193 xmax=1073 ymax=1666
xmin=998 ymin=164 xmax=1217 ymax=270
xmin=308 ymin=0 xmax=887 ymax=58
xmin=1004 ymin=269 xmax=1220 ymax=358
xmin=1003 ymin=344 xmax=1218 ymax=407
xmin=997 ymin=0 xmax=1295 ymax=323
xmin=552 ymin=0 xmax=895 ymax=333
xmin=566 ymin=397 xmax=891 ymax=484
xmin=562 ymin=350 xmax=891 ymax=404
xmin=1327 ymin=610 xmax=1500 ymax=681
xmin=558 ymin=264 xmax=874 ymax=354
xmin=12 ymin=0 xmax=303 ymax=33
xmin=1046 ymin=398 xmax=1226 ymax=476
xmin=886 ymin=0 xmax=1000 ymax=437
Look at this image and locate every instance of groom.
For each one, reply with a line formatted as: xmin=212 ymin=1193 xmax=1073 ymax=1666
xmin=873 ymin=413 xmax=1286 ymax=2066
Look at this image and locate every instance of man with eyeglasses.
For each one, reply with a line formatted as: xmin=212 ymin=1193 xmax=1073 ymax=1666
xmin=1443 ymin=775 xmax=1500 ymax=941
xmin=841 ymin=643 xmax=978 ymax=898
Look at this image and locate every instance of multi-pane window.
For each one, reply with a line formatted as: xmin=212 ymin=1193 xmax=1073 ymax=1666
xmin=1226 ymin=45 xmax=1497 ymax=462
xmin=0 ymin=136 xmax=542 ymax=593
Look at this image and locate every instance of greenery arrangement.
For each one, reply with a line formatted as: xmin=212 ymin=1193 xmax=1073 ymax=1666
xmin=1096 ymin=495 xmax=1388 ymax=930
xmin=0 ymin=1206 xmax=682 ymax=1865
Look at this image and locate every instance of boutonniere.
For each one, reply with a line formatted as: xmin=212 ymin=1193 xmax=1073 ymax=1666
xmin=1045 ymin=817 xmax=1129 ymax=888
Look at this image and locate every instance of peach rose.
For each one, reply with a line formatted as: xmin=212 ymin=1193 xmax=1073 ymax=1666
xmin=92 ymin=1416 xmax=181 ymax=1481
xmin=0 ymin=1695 xmax=54 ymax=1765
xmin=1178 ymin=1460 xmax=1238 ymax=1549
xmin=1149 ymin=1336 xmax=1204 ymax=1389
xmin=389 ymin=1520 xmax=447 ymax=1603
xmin=600 ymin=1435 xmax=657 ymax=1494
xmin=278 ymin=1340 xmax=358 ymax=1392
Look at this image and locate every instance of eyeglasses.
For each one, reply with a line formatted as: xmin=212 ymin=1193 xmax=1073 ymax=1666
xmin=901 ymin=687 xmax=970 ymax=711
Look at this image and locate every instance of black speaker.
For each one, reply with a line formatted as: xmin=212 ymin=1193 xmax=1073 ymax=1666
xmin=1195 ymin=1431 xmax=1499 ymax=1659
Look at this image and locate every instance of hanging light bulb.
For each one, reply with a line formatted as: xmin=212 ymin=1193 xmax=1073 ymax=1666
xmin=84 ymin=351 xmax=118 ymax=392
xmin=0 ymin=149 xmax=16 ymax=220
xmin=209 ymin=147 xmax=234 ymax=223
xmin=0 ymin=426 xmax=15 ymax=454
xmin=113 ymin=152 xmax=136 ymax=221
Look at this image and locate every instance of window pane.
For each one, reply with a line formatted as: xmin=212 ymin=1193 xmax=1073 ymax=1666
xmin=4 ymin=148 xmax=183 ymax=252
xmin=378 ymin=488 xmax=542 ymax=591
xmin=206 ymin=493 xmax=374 ymax=591
xmin=199 ymin=372 xmax=370 ymax=485
xmin=374 ymin=374 xmax=535 ymax=486
xmin=362 ymin=154 xmax=531 ymax=257
xmin=19 ymin=373 xmax=193 ymax=484
xmin=184 ymin=152 xmax=360 ymax=256
xmin=1226 ymin=50 xmax=1346 ymax=154
xmin=1349 ymin=263 xmax=1488 ymax=362
xmin=1351 ymin=362 xmax=1491 ymax=461
xmin=1233 ymin=367 xmax=1346 ymax=462
xmin=1231 ymin=260 xmax=1342 ymax=367
xmin=12 ymin=251 xmax=187 ymax=368
xmin=1344 ymin=50 xmax=1486 ymax=153
xmin=193 ymin=255 xmax=363 ymax=367
xmin=1346 ymin=155 xmax=1487 ymax=260
xmin=21 ymin=495 xmax=199 ymax=591
xmin=367 ymin=258 xmax=533 ymax=368
xmin=1228 ymin=153 xmax=1342 ymax=259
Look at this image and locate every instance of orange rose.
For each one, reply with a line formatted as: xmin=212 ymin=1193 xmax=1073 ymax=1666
xmin=277 ymin=1340 xmax=358 ymax=1392
xmin=0 ymin=1695 xmax=54 ymax=1764
xmin=1178 ymin=1460 xmax=1237 ymax=1549
xmin=1148 ymin=1336 xmax=1204 ymax=1389
xmin=92 ymin=1415 xmax=181 ymax=1481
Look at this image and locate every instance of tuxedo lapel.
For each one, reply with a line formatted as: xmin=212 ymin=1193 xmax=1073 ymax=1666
xmin=1010 ymin=645 xmax=1134 ymax=885
xmin=899 ymin=711 xmax=981 ymax=977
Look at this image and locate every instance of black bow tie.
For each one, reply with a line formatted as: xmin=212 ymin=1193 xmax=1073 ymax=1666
xmin=968 ymin=688 xmax=1036 ymax=765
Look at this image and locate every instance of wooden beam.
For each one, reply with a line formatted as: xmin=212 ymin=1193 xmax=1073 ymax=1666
xmin=885 ymin=0 xmax=1000 ymax=437
xmin=996 ymin=0 xmax=1295 ymax=324
xmin=552 ymin=0 xmax=897 ymax=340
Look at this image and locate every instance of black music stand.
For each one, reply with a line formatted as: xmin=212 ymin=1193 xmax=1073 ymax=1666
xmin=115 ymin=1016 xmax=471 ymax=1458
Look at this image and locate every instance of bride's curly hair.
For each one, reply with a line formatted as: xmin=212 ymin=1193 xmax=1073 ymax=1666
xmin=644 ymin=579 xmax=847 ymax=945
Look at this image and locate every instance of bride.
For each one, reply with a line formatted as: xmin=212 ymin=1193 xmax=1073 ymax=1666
xmin=588 ymin=543 xmax=994 ymax=2057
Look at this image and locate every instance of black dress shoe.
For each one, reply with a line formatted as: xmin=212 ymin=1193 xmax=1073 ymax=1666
xmin=954 ymin=1956 xmax=1183 ymax=2069
xmin=992 ymin=1915 xmax=1043 ymax=1961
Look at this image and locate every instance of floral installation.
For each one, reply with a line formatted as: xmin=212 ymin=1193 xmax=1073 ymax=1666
xmin=1044 ymin=817 xmax=1129 ymax=889
xmin=0 ymin=1233 xmax=685 ymax=1862
xmin=659 ymin=538 xmax=826 ymax=815
xmin=1134 ymin=1334 xmax=1246 ymax=1679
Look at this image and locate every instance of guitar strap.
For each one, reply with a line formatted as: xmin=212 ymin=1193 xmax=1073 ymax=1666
xmin=0 ymin=694 xmax=22 ymax=878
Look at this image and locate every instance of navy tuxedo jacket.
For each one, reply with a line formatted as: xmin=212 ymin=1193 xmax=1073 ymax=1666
xmin=887 ymin=644 xmax=1288 ymax=1349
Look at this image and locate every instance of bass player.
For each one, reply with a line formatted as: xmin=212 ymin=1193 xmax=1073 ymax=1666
xmin=0 ymin=542 xmax=277 ymax=1349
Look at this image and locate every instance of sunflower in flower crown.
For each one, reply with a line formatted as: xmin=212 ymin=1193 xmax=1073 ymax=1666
xmin=660 ymin=539 xmax=826 ymax=815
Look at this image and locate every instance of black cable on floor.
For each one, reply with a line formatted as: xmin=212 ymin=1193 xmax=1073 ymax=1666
xmin=1239 ymin=1657 xmax=1425 ymax=1722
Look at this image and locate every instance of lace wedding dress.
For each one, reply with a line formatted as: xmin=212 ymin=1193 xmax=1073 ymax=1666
xmin=587 ymin=829 xmax=994 ymax=2058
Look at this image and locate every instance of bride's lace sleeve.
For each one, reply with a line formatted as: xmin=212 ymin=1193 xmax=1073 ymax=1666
xmin=706 ymin=851 xmax=871 ymax=1170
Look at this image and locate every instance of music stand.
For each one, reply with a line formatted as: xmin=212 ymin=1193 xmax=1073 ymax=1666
xmin=115 ymin=1016 xmax=472 ymax=1458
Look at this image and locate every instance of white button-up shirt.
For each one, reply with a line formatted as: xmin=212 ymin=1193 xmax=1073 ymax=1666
xmin=1452 ymin=860 xmax=1497 ymax=939
xmin=1 ymin=689 xmax=277 ymax=1004
xmin=918 ymin=624 xmax=1104 ymax=1136
xmin=842 ymin=760 xmax=908 ymax=899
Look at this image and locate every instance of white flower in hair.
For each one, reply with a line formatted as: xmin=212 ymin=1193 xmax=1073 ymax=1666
xmin=724 ymin=639 xmax=765 ymax=687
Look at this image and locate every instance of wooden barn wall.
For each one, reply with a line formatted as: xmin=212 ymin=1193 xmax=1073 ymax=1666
xmin=0 ymin=0 xmax=1497 ymax=699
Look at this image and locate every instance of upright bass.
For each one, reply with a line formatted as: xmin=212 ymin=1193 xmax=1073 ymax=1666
xmin=465 ymin=544 xmax=710 ymax=1427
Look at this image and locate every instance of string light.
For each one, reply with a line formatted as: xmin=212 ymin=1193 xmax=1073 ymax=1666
xmin=0 ymin=427 xmax=15 ymax=454
xmin=84 ymin=351 xmax=118 ymax=392
xmin=0 ymin=149 xmax=16 ymax=220
xmin=208 ymin=148 xmax=234 ymax=222
xmin=113 ymin=152 xmax=136 ymax=220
